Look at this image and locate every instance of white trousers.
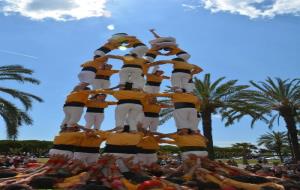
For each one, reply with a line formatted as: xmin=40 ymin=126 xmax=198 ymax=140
xmin=142 ymin=117 xmax=159 ymax=132
xmin=136 ymin=153 xmax=158 ymax=166
xmin=78 ymin=71 xmax=96 ymax=84
xmin=91 ymin=79 xmax=110 ymax=89
xmin=144 ymin=85 xmax=160 ymax=93
xmin=73 ymin=152 xmax=99 ymax=164
xmin=62 ymin=106 xmax=84 ymax=127
xmin=84 ymin=112 xmax=104 ymax=130
xmin=115 ymin=103 xmax=143 ymax=131
xmin=173 ymin=108 xmax=197 ymax=130
xmin=119 ymin=67 xmax=144 ymax=89
xmin=94 ymin=50 xmax=106 ymax=57
xmin=49 ymin=149 xmax=73 ymax=159
xmin=130 ymin=45 xmax=149 ymax=58
xmin=102 ymin=153 xmax=138 ymax=164
xmin=171 ymin=72 xmax=191 ymax=89
xmin=185 ymin=82 xmax=195 ymax=93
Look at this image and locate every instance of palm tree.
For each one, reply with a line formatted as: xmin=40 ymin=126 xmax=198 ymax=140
xmin=0 ymin=65 xmax=43 ymax=139
xmin=160 ymin=74 xmax=262 ymax=159
xmin=232 ymin=143 xmax=257 ymax=165
xmin=257 ymin=131 xmax=289 ymax=162
xmin=242 ymin=78 xmax=300 ymax=161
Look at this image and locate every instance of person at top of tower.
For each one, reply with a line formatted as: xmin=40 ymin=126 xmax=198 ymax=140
xmin=104 ymin=53 xmax=149 ymax=90
xmin=150 ymin=58 xmax=202 ymax=92
xmin=151 ymin=89 xmax=200 ymax=131
xmin=144 ymin=70 xmax=170 ymax=93
xmin=84 ymin=93 xmax=117 ymax=130
xmin=78 ymin=56 xmax=107 ymax=86
xmin=149 ymin=29 xmax=177 ymax=48
xmin=96 ymin=86 xmax=150 ymax=131
xmin=61 ymin=85 xmax=99 ymax=128
xmin=91 ymin=64 xmax=119 ymax=90
xmin=93 ymin=33 xmax=134 ymax=59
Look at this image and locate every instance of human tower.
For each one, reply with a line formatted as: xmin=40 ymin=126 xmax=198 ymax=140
xmin=51 ymin=29 xmax=206 ymax=166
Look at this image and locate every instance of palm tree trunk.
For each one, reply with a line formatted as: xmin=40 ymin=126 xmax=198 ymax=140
xmin=201 ymin=111 xmax=214 ymax=160
xmin=287 ymin=131 xmax=295 ymax=160
xmin=283 ymin=116 xmax=300 ymax=161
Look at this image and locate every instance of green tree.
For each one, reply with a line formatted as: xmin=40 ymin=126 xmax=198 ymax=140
xmin=242 ymin=78 xmax=300 ymax=161
xmin=232 ymin=143 xmax=257 ymax=165
xmin=0 ymin=65 xmax=43 ymax=139
xmin=257 ymin=131 xmax=289 ymax=162
xmin=160 ymin=74 xmax=262 ymax=159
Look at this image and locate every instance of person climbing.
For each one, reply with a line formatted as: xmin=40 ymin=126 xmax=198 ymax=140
xmin=144 ymin=70 xmax=170 ymax=93
xmin=77 ymin=56 xmax=107 ymax=86
xmin=91 ymin=64 xmax=119 ymax=89
xmin=151 ymin=89 xmax=200 ymax=130
xmin=61 ymin=85 xmax=99 ymax=128
xmin=150 ymin=58 xmax=202 ymax=91
xmin=104 ymin=53 xmax=149 ymax=90
xmin=84 ymin=93 xmax=117 ymax=130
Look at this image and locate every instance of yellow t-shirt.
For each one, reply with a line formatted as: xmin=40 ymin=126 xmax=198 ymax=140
xmin=137 ymin=135 xmax=160 ymax=150
xmin=168 ymin=134 xmax=207 ymax=148
xmin=143 ymin=103 xmax=161 ymax=113
xmin=172 ymin=61 xmax=195 ymax=70
xmin=65 ymin=91 xmax=90 ymax=104
xmin=96 ymin=69 xmax=119 ymax=77
xmin=163 ymin=93 xmax=199 ymax=104
xmin=105 ymin=132 xmax=143 ymax=146
xmin=81 ymin=60 xmax=101 ymax=70
xmin=146 ymin=74 xmax=164 ymax=83
xmin=53 ymin=132 xmax=83 ymax=146
xmin=112 ymin=90 xmax=147 ymax=102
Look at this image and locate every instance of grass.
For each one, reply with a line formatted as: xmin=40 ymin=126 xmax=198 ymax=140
xmin=37 ymin=158 xmax=49 ymax=163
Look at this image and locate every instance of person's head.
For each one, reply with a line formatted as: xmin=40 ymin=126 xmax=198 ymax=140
xmin=123 ymin=125 xmax=130 ymax=132
xmin=148 ymin=97 xmax=157 ymax=104
xmin=91 ymin=94 xmax=106 ymax=102
xmin=154 ymin=70 xmax=164 ymax=76
xmin=104 ymin=64 xmax=112 ymax=70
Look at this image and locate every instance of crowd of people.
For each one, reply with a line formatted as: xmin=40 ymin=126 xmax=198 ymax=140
xmin=0 ymin=30 xmax=298 ymax=189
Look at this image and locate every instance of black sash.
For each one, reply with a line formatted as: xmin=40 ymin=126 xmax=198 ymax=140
xmin=146 ymin=81 xmax=161 ymax=86
xmin=180 ymin=146 xmax=207 ymax=152
xmin=122 ymin=64 xmax=142 ymax=69
xmin=144 ymin=112 xmax=159 ymax=118
xmin=52 ymin=144 xmax=74 ymax=151
xmin=172 ymin=69 xmax=191 ymax=74
xmin=64 ymin=102 xmax=85 ymax=107
xmin=82 ymin=67 xmax=97 ymax=73
xmin=174 ymin=102 xmax=195 ymax=109
xmin=74 ymin=146 xmax=100 ymax=153
xmin=103 ymin=144 xmax=139 ymax=154
xmin=95 ymin=75 xmax=110 ymax=80
xmin=86 ymin=107 xmax=104 ymax=113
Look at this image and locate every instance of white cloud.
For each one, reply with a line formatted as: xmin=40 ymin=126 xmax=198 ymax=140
xmin=0 ymin=0 xmax=111 ymax=21
xmin=107 ymin=24 xmax=114 ymax=30
xmin=183 ymin=0 xmax=300 ymax=19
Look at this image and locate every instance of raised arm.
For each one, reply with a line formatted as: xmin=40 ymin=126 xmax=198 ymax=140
xmin=149 ymin=29 xmax=161 ymax=38
xmin=106 ymin=54 xmax=124 ymax=61
xmin=191 ymin=64 xmax=203 ymax=75
xmin=159 ymin=103 xmax=173 ymax=108
xmin=150 ymin=60 xmax=174 ymax=66
xmin=162 ymin=75 xmax=170 ymax=79
xmin=149 ymin=93 xmax=172 ymax=98
xmin=106 ymin=101 xmax=118 ymax=106
xmin=94 ymin=89 xmax=115 ymax=95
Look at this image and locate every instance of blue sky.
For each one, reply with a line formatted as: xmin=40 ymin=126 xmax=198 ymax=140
xmin=0 ymin=0 xmax=299 ymax=147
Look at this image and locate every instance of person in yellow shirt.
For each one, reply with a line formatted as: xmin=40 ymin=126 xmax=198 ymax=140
xmin=136 ymin=131 xmax=161 ymax=167
xmin=91 ymin=64 xmax=118 ymax=89
xmin=77 ymin=57 xmax=107 ymax=86
xmin=104 ymin=53 xmax=149 ymax=90
xmin=72 ymin=130 xmax=108 ymax=165
xmin=142 ymin=97 xmax=171 ymax=132
xmin=144 ymin=70 xmax=170 ymax=93
xmin=84 ymin=94 xmax=117 ymax=130
xmin=101 ymin=125 xmax=144 ymax=161
xmin=125 ymin=36 xmax=149 ymax=58
xmin=160 ymin=128 xmax=208 ymax=163
xmin=49 ymin=127 xmax=82 ymax=159
xmin=97 ymin=87 xmax=149 ymax=131
xmin=150 ymin=58 xmax=202 ymax=91
xmin=151 ymin=90 xmax=200 ymax=130
xmin=93 ymin=33 xmax=133 ymax=59
xmin=61 ymin=86 xmax=98 ymax=128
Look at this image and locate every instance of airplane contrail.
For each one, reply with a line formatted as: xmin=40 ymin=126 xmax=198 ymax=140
xmin=0 ymin=49 xmax=38 ymax=59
